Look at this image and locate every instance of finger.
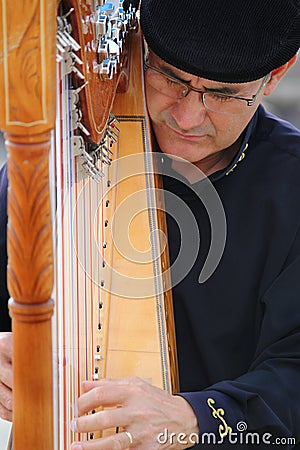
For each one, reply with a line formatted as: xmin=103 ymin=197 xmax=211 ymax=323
xmin=77 ymin=384 xmax=130 ymax=416
xmin=0 ymin=403 xmax=13 ymax=422
xmin=0 ymin=361 xmax=13 ymax=389
xmin=0 ymin=333 xmax=13 ymax=390
xmin=72 ymin=407 xmax=130 ymax=433
xmin=0 ymin=332 xmax=13 ymax=349
xmin=70 ymin=431 xmax=134 ymax=450
xmin=0 ymin=333 xmax=13 ymax=360
xmin=0 ymin=381 xmax=13 ymax=411
xmin=81 ymin=376 xmax=142 ymax=394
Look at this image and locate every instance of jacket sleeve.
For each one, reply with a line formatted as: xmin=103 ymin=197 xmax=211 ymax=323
xmin=180 ymin=227 xmax=300 ymax=449
xmin=0 ymin=163 xmax=11 ymax=331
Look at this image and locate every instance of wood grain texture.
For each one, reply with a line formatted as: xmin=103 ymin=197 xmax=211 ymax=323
xmin=0 ymin=0 xmax=56 ymax=134
xmin=7 ymin=140 xmax=54 ymax=304
xmin=0 ymin=0 xmax=57 ymax=448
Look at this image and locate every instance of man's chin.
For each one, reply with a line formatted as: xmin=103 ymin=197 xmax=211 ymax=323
xmin=159 ymin=143 xmax=210 ymax=163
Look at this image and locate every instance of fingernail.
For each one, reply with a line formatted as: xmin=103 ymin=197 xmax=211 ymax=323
xmin=71 ymin=444 xmax=83 ymax=450
xmin=70 ymin=419 xmax=78 ymax=432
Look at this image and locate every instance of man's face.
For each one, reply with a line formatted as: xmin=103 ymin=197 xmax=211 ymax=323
xmin=145 ymin=52 xmax=267 ymax=169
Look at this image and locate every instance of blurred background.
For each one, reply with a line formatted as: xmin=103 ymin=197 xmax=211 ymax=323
xmin=263 ymin=57 xmax=300 ymax=129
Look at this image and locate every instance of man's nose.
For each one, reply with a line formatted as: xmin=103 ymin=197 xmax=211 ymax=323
xmin=169 ymin=90 xmax=207 ymax=131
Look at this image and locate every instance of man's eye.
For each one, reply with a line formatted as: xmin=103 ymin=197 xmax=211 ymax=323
xmin=208 ymin=93 xmax=232 ymax=103
xmin=165 ymin=76 xmax=182 ymax=87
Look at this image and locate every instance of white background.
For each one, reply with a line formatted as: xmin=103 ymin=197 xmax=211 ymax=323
xmin=0 ymin=420 xmax=11 ymax=449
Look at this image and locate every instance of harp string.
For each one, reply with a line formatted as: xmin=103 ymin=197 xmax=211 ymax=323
xmin=53 ymin=56 xmax=74 ymax=449
xmin=52 ymin=34 xmax=109 ymax=445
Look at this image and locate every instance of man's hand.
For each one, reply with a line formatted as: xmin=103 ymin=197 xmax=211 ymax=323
xmin=70 ymin=376 xmax=199 ymax=449
xmin=0 ymin=332 xmax=13 ymax=421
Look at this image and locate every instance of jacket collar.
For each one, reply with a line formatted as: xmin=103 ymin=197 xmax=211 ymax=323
xmin=209 ymin=106 xmax=260 ymax=182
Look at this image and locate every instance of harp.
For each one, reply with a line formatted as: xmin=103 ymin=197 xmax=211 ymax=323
xmin=0 ymin=0 xmax=178 ymax=448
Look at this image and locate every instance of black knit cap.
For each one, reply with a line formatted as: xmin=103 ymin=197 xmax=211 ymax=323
xmin=140 ymin=0 xmax=300 ymax=83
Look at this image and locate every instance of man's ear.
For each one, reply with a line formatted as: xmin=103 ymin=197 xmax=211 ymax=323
xmin=263 ymin=53 xmax=298 ymax=96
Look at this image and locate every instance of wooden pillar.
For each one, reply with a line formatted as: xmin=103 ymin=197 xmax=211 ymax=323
xmin=0 ymin=0 xmax=57 ymax=448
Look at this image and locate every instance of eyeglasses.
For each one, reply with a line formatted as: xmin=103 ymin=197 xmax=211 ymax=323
xmin=144 ymin=59 xmax=270 ymax=115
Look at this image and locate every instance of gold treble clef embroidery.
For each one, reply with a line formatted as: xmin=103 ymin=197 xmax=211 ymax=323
xmin=207 ymin=398 xmax=233 ymax=439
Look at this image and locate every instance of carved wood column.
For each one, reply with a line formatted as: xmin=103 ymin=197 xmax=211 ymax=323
xmin=0 ymin=0 xmax=56 ymax=448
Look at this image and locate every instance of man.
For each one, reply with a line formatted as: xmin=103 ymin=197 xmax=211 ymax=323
xmin=1 ymin=0 xmax=300 ymax=448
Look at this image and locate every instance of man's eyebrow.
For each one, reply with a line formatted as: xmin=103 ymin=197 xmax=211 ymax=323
xmin=205 ymin=85 xmax=241 ymax=95
xmin=155 ymin=62 xmax=243 ymax=95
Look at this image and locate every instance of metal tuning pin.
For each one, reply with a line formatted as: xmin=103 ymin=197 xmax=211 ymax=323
xmin=86 ymin=112 xmax=120 ymax=167
xmin=82 ymin=158 xmax=104 ymax=183
xmin=69 ymin=82 xmax=89 ymax=110
xmin=71 ymin=136 xmax=86 ymax=157
xmin=108 ymin=113 xmax=120 ymax=132
xmin=69 ymin=83 xmax=105 ymax=182
xmin=106 ymin=128 xmax=118 ymax=143
xmin=93 ymin=0 xmax=138 ymax=82
xmin=87 ymin=143 xmax=111 ymax=167
xmin=71 ymin=108 xmax=90 ymax=136
xmin=70 ymin=51 xmax=84 ymax=67
xmin=72 ymin=136 xmax=105 ymax=183
xmin=57 ymin=10 xmax=85 ymax=81
xmin=57 ymin=9 xmax=82 ymax=77
xmin=101 ymin=143 xmax=113 ymax=157
xmin=57 ymin=3 xmax=141 ymax=184
xmin=93 ymin=348 xmax=103 ymax=380
xmin=92 ymin=366 xmax=100 ymax=380
xmin=60 ymin=7 xmax=75 ymax=21
xmin=99 ymin=58 xmax=114 ymax=80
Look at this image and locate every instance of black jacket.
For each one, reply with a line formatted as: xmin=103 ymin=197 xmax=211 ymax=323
xmin=162 ymin=105 xmax=300 ymax=448
xmin=0 ymin=163 xmax=9 ymax=331
xmin=1 ymin=105 xmax=300 ymax=447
